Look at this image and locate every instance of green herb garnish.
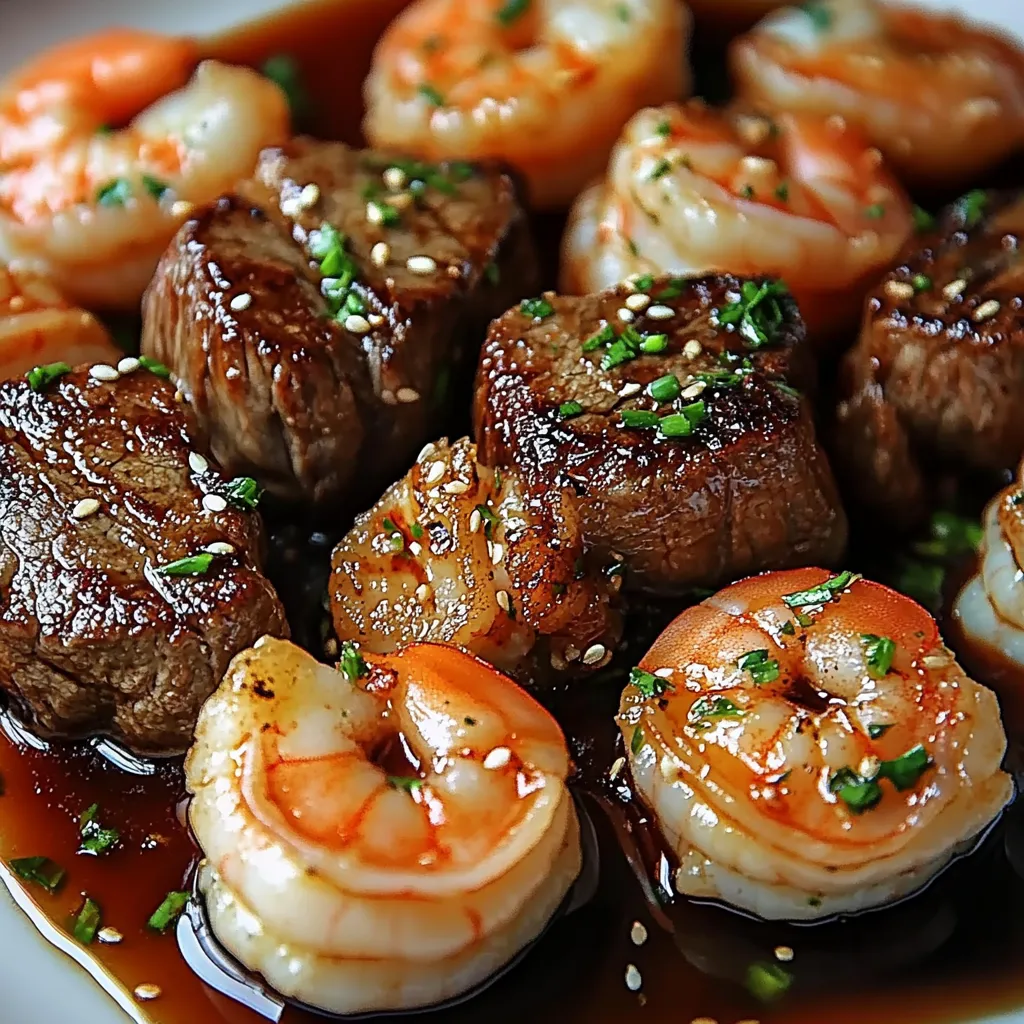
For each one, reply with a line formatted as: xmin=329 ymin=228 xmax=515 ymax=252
xmin=654 ymin=277 xmax=686 ymax=300
xmin=138 ymin=355 xmax=170 ymax=379
xmin=780 ymin=620 xmax=796 ymax=636
xmin=157 ymin=554 xmax=214 ymax=577
xmin=688 ymin=695 xmax=745 ymax=725
xmin=631 ymin=725 xmax=645 ymax=754
xmin=96 ymin=179 xmax=131 ymax=207
xmin=629 ymin=667 xmax=671 ymax=698
xmin=649 ymin=158 xmax=671 ymax=181
xmin=867 ymin=723 xmax=892 ymax=740
xmin=639 ymin=334 xmax=668 ymax=354
xmin=558 ymin=400 xmax=584 ymax=420
xmin=633 ymin=274 xmax=655 ymax=292
xmin=913 ymin=205 xmax=935 ymax=233
xmin=418 ymin=83 xmax=446 ymax=106
xmin=715 ymin=279 xmax=789 ymax=349
xmin=339 ymin=642 xmax=368 ymax=682
xmin=476 ymin=504 xmax=500 ymax=538
xmin=955 ymin=189 xmax=987 ymax=229
xmin=655 ymin=120 xmax=671 ymax=138
xmin=864 ymin=203 xmax=885 ymax=219
xmin=648 ymin=374 xmax=681 ymax=403
xmin=830 ymin=744 xmax=931 ymax=813
xmin=73 ymin=897 xmax=102 ymax=944
xmin=520 ymin=297 xmax=554 ymax=319
xmin=781 ymin=570 xmax=859 ymax=608
xmin=861 ymin=634 xmax=895 ymax=679
xmin=774 ymin=182 xmax=790 ymax=202
xmin=410 ymin=522 xmax=424 ymax=540
xmin=26 ymin=362 xmax=71 ymax=392
xmin=9 ymin=856 xmax=65 ymax=893
xmin=79 ymin=804 xmax=119 ymax=856
xmin=147 ymin=891 xmax=190 ymax=932
xmin=877 ymin=744 xmax=930 ymax=790
xmin=262 ymin=54 xmax=310 ymax=125
xmin=223 ymin=476 xmax=262 ymax=511
xmin=738 ymin=649 xmax=780 ymax=685
xmin=911 ymin=273 xmax=931 ymax=292
xmin=747 ymin=961 xmax=793 ymax=1002
xmin=496 ymin=0 xmax=530 ymax=24
xmin=142 ymin=175 xmax=171 ymax=201
xmin=800 ymin=1 xmax=833 ymax=30
xmin=367 ymin=200 xmax=401 ymax=227
xmin=582 ymin=323 xmax=616 ymax=352
xmin=621 ymin=410 xmax=659 ymax=430
xmin=388 ymin=776 xmax=423 ymax=791
xmin=740 ymin=184 xmax=755 ymax=199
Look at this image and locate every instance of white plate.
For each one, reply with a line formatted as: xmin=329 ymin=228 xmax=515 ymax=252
xmin=2 ymin=1 xmax=1024 ymax=1022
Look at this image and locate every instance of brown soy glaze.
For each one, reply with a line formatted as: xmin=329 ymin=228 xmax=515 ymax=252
xmin=4 ymin=2 xmax=1024 ymax=1023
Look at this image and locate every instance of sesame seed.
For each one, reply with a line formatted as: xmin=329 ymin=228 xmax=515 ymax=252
xmin=324 ymin=638 xmax=338 ymax=657
xmin=396 ymin=387 xmax=420 ymax=403
xmin=490 ymin=542 xmax=504 ymax=564
xmin=564 ymin=644 xmax=580 ymax=662
xmin=774 ymin=945 xmax=794 ymax=962
xmin=496 ymin=590 xmax=511 ymax=612
xmin=625 ymin=292 xmax=651 ymax=312
xmin=9 ymin=296 xmax=24 ymax=311
xmin=735 ymin=114 xmax=772 ymax=146
xmin=408 ymin=541 xmax=422 ymax=556
xmin=683 ymin=339 xmax=702 ymax=359
xmin=858 ymin=755 xmax=881 ymax=779
xmin=230 ymin=293 xmax=252 ymax=312
xmin=117 ymin=357 xmax=140 ymax=374
xmin=380 ymin=389 xmax=397 ymax=405
xmin=371 ymin=241 xmax=391 ymax=267
xmin=280 ymin=196 xmax=302 ymax=218
xmin=655 ymin=667 xmax=674 ymax=678
xmin=175 ymin=390 xmax=185 ymax=403
xmin=681 ymin=381 xmax=706 ymax=400
xmin=973 ymin=298 xmax=1001 ymax=322
xmin=407 ymin=255 xmax=437 ymax=275
xmin=188 ymin=452 xmax=209 ymax=474
xmin=469 ymin=508 xmax=482 ymax=533
xmin=415 ymin=583 xmax=432 ymax=601
xmin=884 ymin=280 xmax=915 ymax=302
xmin=625 ymin=964 xmax=642 ymax=992
xmin=483 ymin=746 xmax=512 ymax=769
xmin=170 ymin=200 xmax=193 ymax=218
xmin=97 ymin=926 xmax=123 ymax=944
xmin=647 ymin=304 xmax=675 ymax=320
xmin=90 ymin=363 xmax=119 ymax=382
xmin=205 ymin=541 xmax=235 ymax=556
xmin=203 ymin=493 xmax=228 ymax=513
xmin=390 ymin=192 xmax=413 ymax=211
xmin=826 ymin=113 xmax=847 ymax=132
xmin=134 ymin=984 xmax=162 ymax=1002
xmin=366 ymin=202 xmax=385 ymax=225
xmin=298 ymin=183 xmax=321 ymax=208
xmin=368 ymin=313 xmax=385 ymax=326
xmin=425 ymin=461 xmax=446 ymax=484
xmin=383 ymin=167 xmax=407 ymax=191
xmin=444 ymin=480 xmax=470 ymax=494
xmin=740 ymin=154 xmax=776 ymax=175
xmin=619 ymin=382 xmax=642 ymax=398
xmin=71 ymin=498 xmax=101 ymax=520
xmin=609 ymin=756 xmax=625 ymax=780
xmin=921 ymin=653 xmax=947 ymax=669
xmin=690 ymin=1019 xmax=718 ymax=1024
xmin=630 ymin=921 xmax=648 ymax=946
xmin=417 ymin=442 xmax=436 ymax=463
xmin=960 ymin=96 xmax=1000 ymax=122
xmin=345 ymin=314 xmax=371 ymax=334
xmin=617 ymin=307 xmax=635 ymax=323
xmin=943 ymin=278 xmax=967 ymax=300
xmin=446 ymin=264 xmax=461 ymax=279
xmin=582 ymin=643 xmax=606 ymax=665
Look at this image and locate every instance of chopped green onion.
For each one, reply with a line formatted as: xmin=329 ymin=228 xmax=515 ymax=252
xmin=142 ymin=175 xmax=171 ymax=201
xmin=476 ymin=504 xmax=500 ymax=539
xmin=681 ymin=399 xmax=706 ymax=425
xmin=582 ymin=323 xmax=616 ymax=352
xmin=747 ymin=961 xmax=793 ymax=1002
xmin=955 ymin=189 xmax=987 ymax=229
xmin=913 ymin=205 xmax=935 ymax=233
xmin=388 ymin=776 xmax=423 ymax=791
xmin=520 ymin=297 xmax=554 ymax=319
xmin=223 ymin=476 xmax=262 ymax=511
xmin=615 ymin=2 xmax=631 ymax=20
xmin=485 ymin=263 xmax=500 ymax=285
xmin=738 ymin=649 xmax=780 ymax=685
xmin=861 ymin=634 xmax=895 ymax=679
xmin=655 ymin=120 xmax=671 ymax=138
xmin=830 ymin=744 xmax=930 ymax=813
xmin=73 ymin=897 xmax=102 ymax=944
xmin=912 ymin=510 xmax=982 ymax=560
xmin=830 ymin=767 xmax=882 ymax=813
xmin=654 ymin=277 xmax=686 ymax=300
xmin=138 ymin=355 xmax=171 ymax=379
xmin=418 ymin=83 xmax=446 ymax=106
xmin=496 ymin=0 xmax=530 ymax=24
xmin=864 ymin=203 xmax=885 ymax=219
xmin=601 ymin=337 xmax=638 ymax=370
xmin=147 ymin=891 xmax=190 ymax=932
xmin=715 ymin=279 xmax=789 ymax=349
xmin=639 ymin=334 xmax=668 ymax=354
xmin=649 ymin=158 xmax=671 ymax=180
xmin=78 ymin=804 xmax=120 ymax=856
xmin=631 ymin=725 xmax=645 ymax=754
xmin=96 ymin=179 xmax=132 ymax=206
xmin=867 ymin=723 xmax=892 ymax=740
xmin=558 ymin=400 xmax=584 ymax=420
xmin=774 ymin=182 xmax=790 ymax=202
xmin=781 ymin=570 xmax=859 ymax=608
xmin=629 ymin=667 xmax=671 ymax=698
xmin=648 ymin=374 xmax=681 ymax=403
xmin=621 ymin=410 xmax=659 ymax=429
xmin=688 ymin=695 xmax=744 ymax=724
xmin=339 ymin=642 xmax=368 ymax=682
xmin=157 ymin=554 xmax=214 ymax=577
xmin=800 ymin=1 xmax=832 ymax=30
xmin=657 ymin=414 xmax=692 ymax=438
xmin=633 ymin=274 xmax=655 ymax=292
xmin=740 ymin=184 xmax=755 ymax=199
xmin=911 ymin=273 xmax=931 ymax=292
xmin=877 ymin=744 xmax=930 ymax=790
xmin=410 ymin=522 xmax=424 ymax=540
xmin=367 ymin=200 xmax=401 ymax=227
xmin=9 ymin=856 xmax=65 ymax=893
xmin=26 ymin=362 xmax=71 ymax=392
xmin=780 ymin=620 xmax=796 ymax=636
xmin=261 ymin=55 xmax=310 ymax=125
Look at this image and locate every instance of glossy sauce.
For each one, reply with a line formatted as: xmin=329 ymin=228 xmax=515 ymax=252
xmin=4 ymin=2 xmax=1024 ymax=1024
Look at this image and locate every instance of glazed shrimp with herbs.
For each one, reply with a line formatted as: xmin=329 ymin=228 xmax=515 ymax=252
xmin=561 ymin=101 xmax=914 ymax=344
xmin=730 ymin=0 xmax=1024 ymax=189
xmin=363 ymin=0 xmax=692 ymax=209
xmin=186 ymin=636 xmax=581 ymax=1015
xmin=619 ymin=568 xmax=1013 ymax=921
xmin=0 ymin=30 xmax=290 ymax=311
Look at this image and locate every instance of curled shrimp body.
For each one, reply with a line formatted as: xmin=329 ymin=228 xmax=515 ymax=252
xmin=363 ymin=0 xmax=692 ymax=209
xmin=330 ymin=437 xmax=623 ymax=679
xmin=561 ymin=102 xmax=913 ymax=344
xmin=0 ymin=31 xmax=290 ymax=311
xmin=730 ymin=0 xmax=1024 ymax=189
xmin=619 ymin=568 xmax=1012 ymax=921
xmin=0 ymin=260 xmax=121 ymax=380
xmin=186 ymin=636 xmax=580 ymax=1015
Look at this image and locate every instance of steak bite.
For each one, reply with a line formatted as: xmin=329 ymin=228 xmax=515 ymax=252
xmin=141 ymin=138 xmax=538 ymax=514
xmin=474 ymin=275 xmax=846 ymax=595
xmin=836 ymin=190 xmax=1024 ymax=531
xmin=0 ymin=365 xmax=288 ymax=755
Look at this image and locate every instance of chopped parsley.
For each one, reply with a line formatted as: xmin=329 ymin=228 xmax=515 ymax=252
xmin=774 ymin=182 xmax=790 ymax=202
xmin=830 ymin=744 xmax=931 ymax=813
xmin=339 ymin=642 xmax=368 ymax=682
xmin=955 ymin=189 xmax=987 ymax=229
xmin=911 ymin=273 xmax=931 ymax=292
xmin=737 ymin=649 xmax=780 ymax=685
xmin=410 ymin=522 xmax=424 ymax=540
xmin=417 ymin=83 xmax=446 ymax=106
xmin=79 ymin=804 xmax=120 ymax=856
xmin=142 ymin=175 xmax=171 ymax=201
xmin=388 ymin=776 xmax=423 ymax=791
xmin=714 ymin=279 xmax=789 ymax=349
xmin=147 ymin=890 xmax=190 ymax=932
xmin=26 ymin=362 xmax=71 ymax=392
xmin=654 ymin=277 xmax=686 ymax=300
xmin=688 ymin=695 xmax=744 ymax=725
xmin=138 ymin=355 xmax=170 ymax=378
xmin=781 ymin=570 xmax=859 ymax=608
xmin=262 ymin=55 xmax=311 ymax=125
xmin=913 ymin=204 xmax=935 ymax=233
xmin=912 ymin=510 xmax=982 ymax=560
xmin=861 ymin=634 xmax=895 ymax=679
xmin=223 ymin=476 xmax=262 ymax=511
xmin=73 ymin=897 xmax=102 ymax=945
xmin=9 ymin=856 xmax=65 ymax=893
xmin=96 ymin=178 xmax=132 ymax=207
xmin=867 ymin=723 xmax=892 ymax=740
xmin=740 ymin=184 xmax=755 ymax=199
xmin=864 ymin=203 xmax=885 ymax=219
xmin=648 ymin=374 xmax=681 ymax=403
xmin=521 ymin=297 xmax=554 ymax=319
xmin=157 ymin=554 xmax=214 ymax=577
xmin=496 ymin=0 xmax=530 ymax=24
xmin=558 ymin=400 xmax=584 ymax=420
xmin=649 ymin=158 xmax=671 ymax=180
xmin=631 ymin=725 xmax=645 ymax=754
xmin=800 ymin=1 xmax=833 ymax=30
xmin=780 ymin=620 xmax=796 ymax=636
xmin=629 ymin=667 xmax=671 ymax=698
xmin=476 ymin=503 xmax=499 ymax=538
xmin=485 ymin=263 xmax=500 ymax=285
xmin=655 ymin=119 xmax=672 ymax=138
xmin=747 ymin=961 xmax=793 ymax=1002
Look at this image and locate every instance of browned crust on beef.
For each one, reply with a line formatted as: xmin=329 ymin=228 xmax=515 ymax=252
xmin=141 ymin=138 xmax=537 ymax=514
xmin=836 ymin=190 xmax=1024 ymax=530
xmin=474 ymin=275 xmax=846 ymax=594
xmin=0 ymin=369 xmax=288 ymax=754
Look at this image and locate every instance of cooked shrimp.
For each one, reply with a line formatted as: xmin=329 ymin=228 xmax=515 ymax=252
xmin=619 ymin=567 xmax=1012 ymax=921
xmin=0 ymin=30 xmax=290 ymax=311
xmin=329 ymin=437 xmax=623 ymax=679
xmin=363 ymin=0 xmax=692 ymax=209
xmin=730 ymin=0 xmax=1024 ymax=189
xmin=186 ymin=636 xmax=580 ymax=1015
xmin=562 ymin=101 xmax=913 ymax=344
xmin=0 ymin=260 xmax=121 ymax=380
xmin=954 ymin=475 xmax=1024 ymax=671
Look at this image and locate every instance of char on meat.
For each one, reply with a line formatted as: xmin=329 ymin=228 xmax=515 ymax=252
xmin=474 ymin=275 xmax=847 ymax=595
xmin=141 ymin=138 xmax=537 ymax=515
xmin=836 ymin=190 xmax=1024 ymax=531
xmin=0 ymin=367 xmax=288 ymax=754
